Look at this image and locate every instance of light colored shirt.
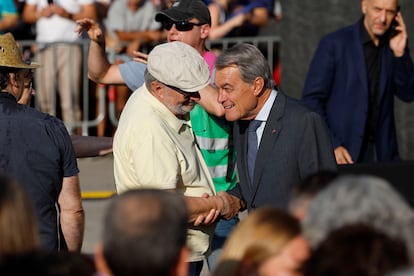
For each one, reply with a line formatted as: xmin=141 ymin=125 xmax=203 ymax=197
xmin=254 ymin=88 xmax=277 ymax=146
xmin=113 ymin=84 xmax=216 ymax=262
xmin=27 ymin=0 xmax=94 ymax=42
xmin=105 ymin=0 xmax=160 ymax=34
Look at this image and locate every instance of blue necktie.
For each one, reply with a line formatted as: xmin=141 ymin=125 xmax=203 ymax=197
xmin=247 ymin=120 xmax=261 ymax=185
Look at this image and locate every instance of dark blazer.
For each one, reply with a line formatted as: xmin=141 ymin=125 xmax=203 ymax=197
xmin=302 ymin=17 xmax=414 ymax=162
xmin=229 ymin=91 xmax=337 ymax=211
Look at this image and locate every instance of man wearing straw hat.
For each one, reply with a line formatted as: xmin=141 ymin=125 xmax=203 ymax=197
xmin=0 ymin=32 xmax=84 ymax=252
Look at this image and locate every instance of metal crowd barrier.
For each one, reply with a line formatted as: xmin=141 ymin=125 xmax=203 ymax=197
xmin=17 ymin=36 xmax=280 ymax=135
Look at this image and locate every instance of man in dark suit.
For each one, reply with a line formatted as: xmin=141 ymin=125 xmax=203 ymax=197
xmin=302 ymin=0 xmax=414 ymax=164
xmin=214 ymin=43 xmax=337 ymax=211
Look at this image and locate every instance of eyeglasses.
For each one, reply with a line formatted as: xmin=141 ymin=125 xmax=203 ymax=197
xmin=164 ymin=83 xmax=200 ymax=98
xmin=162 ymin=20 xmax=204 ymax=32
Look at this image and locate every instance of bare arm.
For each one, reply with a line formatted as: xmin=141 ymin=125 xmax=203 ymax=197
xmin=208 ymin=3 xmax=246 ymax=40
xmin=183 ymin=192 xmax=243 ymax=224
xmin=249 ymin=7 xmax=269 ymax=26
xmin=75 ymin=18 xmax=125 ymax=84
xmin=58 ymin=175 xmax=84 ymax=252
xmin=197 ymin=85 xmax=225 ymax=117
xmin=22 ymin=3 xmax=44 ymax=24
xmin=51 ymin=2 xmax=97 ymax=21
xmin=0 ymin=14 xmax=18 ymax=31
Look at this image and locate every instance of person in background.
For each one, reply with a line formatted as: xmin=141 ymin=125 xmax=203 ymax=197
xmin=94 ymin=189 xmax=190 ymax=276
xmin=305 ymin=223 xmax=410 ymax=276
xmin=207 ymin=0 xmax=248 ymax=40
xmin=104 ymin=0 xmax=163 ymax=118
xmin=0 ymin=0 xmax=19 ymax=33
xmin=0 ymin=250 xmax=96 ymax=276
xmin=214 ymin=43 xmax=337 ymax=212
xmin=22 ymin=0 xmax=97 ymax=133
xmin=0 ymin=173 xmax=39 ymax=262
xmin=214 ymin=208 xmax=310 ymax=276
xmin=224 ymin=0 xmax=270 ymax=37
xmin=288 ymin=170 xmax=338 ymax=221
xmin=0 ymin=32 xmax=84 ymax=252
xmin=303 ymin=174 xmax=414 ymax=263
xmin=302 ymin=0 xmax=414 ymax=164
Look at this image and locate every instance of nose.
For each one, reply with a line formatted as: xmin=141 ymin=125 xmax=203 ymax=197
xmin=217 ymin=89 xmax=225 ymax=103
xmin=379 ymin=10 xmax=387 ymax=23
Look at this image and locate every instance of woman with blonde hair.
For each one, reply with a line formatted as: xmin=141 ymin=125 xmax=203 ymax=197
xmin=214 ymin=208 xmax=310 ymax=276
xmin=0 ymin=173 xmax=39 ymax=261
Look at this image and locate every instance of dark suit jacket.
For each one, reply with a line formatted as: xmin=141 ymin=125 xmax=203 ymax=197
xmin=229 ymin=91 xmax=337 ymax=211
xmin=302 ymin=17 xmax=414 ymax=162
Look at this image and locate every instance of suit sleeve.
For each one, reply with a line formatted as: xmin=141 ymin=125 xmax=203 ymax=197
xmin=394 ymin=48 xmax=414 ymax=102
xmin=301 ymin=38 xmax=343 ymax=149
xmin=297 ymin=111 xmax=337 ymax=180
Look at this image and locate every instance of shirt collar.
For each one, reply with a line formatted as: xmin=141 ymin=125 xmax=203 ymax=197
xmin=255 ymin=88 xmax=277 ymax=122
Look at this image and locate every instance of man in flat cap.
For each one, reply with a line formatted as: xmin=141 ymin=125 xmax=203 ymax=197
xmin=0 ymin=32 xmax=84 ymax=252
xmin=113 ymin=41 xmax=241 ymax=276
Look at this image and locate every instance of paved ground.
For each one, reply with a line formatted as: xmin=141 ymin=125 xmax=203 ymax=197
xmin=78 ymin=155 xmax=116 ymax=254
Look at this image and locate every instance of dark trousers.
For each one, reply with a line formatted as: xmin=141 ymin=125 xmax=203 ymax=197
xmin=188 ymin=260 xmax=203 ymax=276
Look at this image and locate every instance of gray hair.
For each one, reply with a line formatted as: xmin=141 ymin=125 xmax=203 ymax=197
xmin=144 ymin=69 xmax=157 ymax=91
xmin=303 ymin=174 xmax=414 ymax=262
xmin=215 ymin=43 xmax=273 ymax=90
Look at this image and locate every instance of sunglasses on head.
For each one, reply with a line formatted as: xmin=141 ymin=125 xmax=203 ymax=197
xmin=162 ymin=20 xmax=204 ymax=32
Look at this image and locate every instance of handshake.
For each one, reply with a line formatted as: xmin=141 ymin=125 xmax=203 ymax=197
xmin=188 ymin=191 xmax=245 ymax=226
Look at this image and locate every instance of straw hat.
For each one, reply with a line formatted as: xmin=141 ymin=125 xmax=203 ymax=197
xmin=0 ymin=33 xmax=39 ymax=69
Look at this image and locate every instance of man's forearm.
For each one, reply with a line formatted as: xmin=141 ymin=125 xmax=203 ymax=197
xmin=184 ymin=195 xmax=223 ymax=223
xmin=59 ymin=176 xmax=85 ymax=251
xmin=61 ymin=209 xmax=85 ymax=251
xmin=88 ymin=40 xmax=111 ymax=83
xmin=184 ymin=193 xmax=242 ymax=223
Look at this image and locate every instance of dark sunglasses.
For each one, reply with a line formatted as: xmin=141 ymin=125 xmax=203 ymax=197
xmin=164 ymin=83 xmax=200 ymax=98
xmin=162 ymin=20 xmax=204 ymax=32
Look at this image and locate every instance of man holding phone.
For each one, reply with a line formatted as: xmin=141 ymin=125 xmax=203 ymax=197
xmin=302 ymin=0 xmax=414 ymax=164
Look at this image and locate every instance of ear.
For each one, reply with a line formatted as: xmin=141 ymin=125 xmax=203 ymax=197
xmin=361 ymin=0 xmax=367 ymax=14
xmin=94 ymin=243 xmax=113 ymax=276
xmin=252 ymin=77 xmax=265 ymax=97
xmin=151 ymin=81 xmax=165 ymax=97
xmin=200 ymin=24 xmax=210 ymax=40
xmin=171 ymin=246 xmax=190 ymax=276
xmin=8 ymin=73 xmax=18 ymax=88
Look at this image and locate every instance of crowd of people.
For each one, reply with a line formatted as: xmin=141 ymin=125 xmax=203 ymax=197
xmin=0 ymin=0 xmax=413 ymax=275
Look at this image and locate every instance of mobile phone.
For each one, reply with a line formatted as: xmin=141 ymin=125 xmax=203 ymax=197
xmin=47 ymin=0 xmax=53 ymax=4
xmin=388 ymin=5 xmax=400 ymax=38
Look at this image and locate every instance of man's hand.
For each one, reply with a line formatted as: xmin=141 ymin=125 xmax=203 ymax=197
xmin=390 ymin=11 xmax=408 ymax=57
xmin=217 ymin=191 xmax=243 ymax=219
xmin=75 ymin=18 xmax=104 ymax=44
xmin=334 ymin=146 xmax=353 ymax=164
xmin=193 ymin=209 xmax=220 ymax=226
xmin=131 ymin=51 xmax=149 ymax=64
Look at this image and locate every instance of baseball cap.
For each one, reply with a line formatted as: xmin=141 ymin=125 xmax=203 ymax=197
xmin=155 ymin=0 xmax=211 ymax=25
xmin=147 ymin=41 xmax=210 ymax=93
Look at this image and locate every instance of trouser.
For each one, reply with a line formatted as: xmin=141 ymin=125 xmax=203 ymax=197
xmin=35 ymin=44 xmax=82 ymax=131
xmin=188 ymin=260 xmax=203 ymax=276
xmin=207 ymin=216 xmax=240 ymax=271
